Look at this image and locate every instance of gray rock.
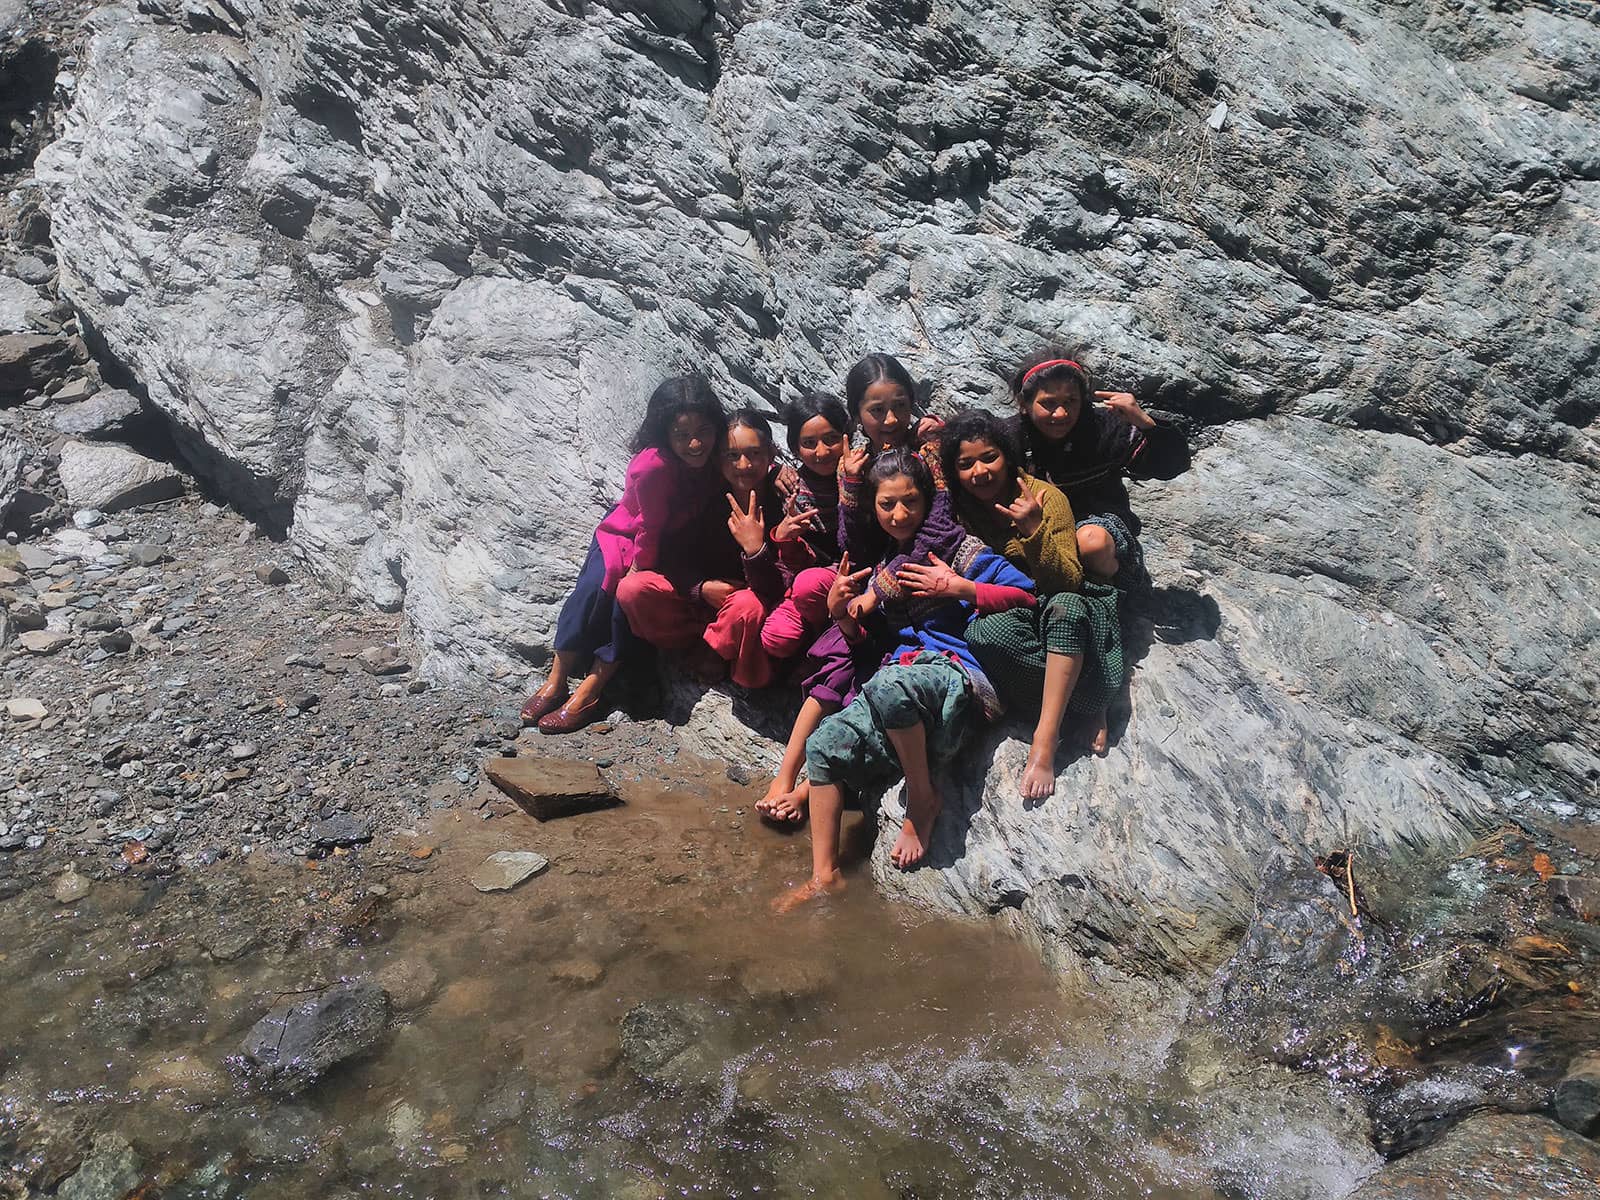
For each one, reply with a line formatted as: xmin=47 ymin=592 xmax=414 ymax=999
xmin=17 ymin=629 xmax=72 ymax=654
xmin=309 ymin=813 xmax=373 ymax=847
xmin=619 ymin=999 xmax=728 ymax=1089
xmin=51 ymin=377 xmax=97 ymax=405
xmin=469 ymin=850 xmax=549 ymax=892
xmin=53 ymin=868 xmax=92 ymax=904
xmin=0 ymin=332 xmax=74 ymax=395
xmin=1347 ymin=1113 xmax=1600 ymax=1199
xmin=239 ymin=981 xmax=391 ymax=1094
xmin=255 ymin=562 xmax=290 ymax=585
xmin=356 ymin=645 xmax=408 ymax=675
xmin=1554 ymin=1051 xmax=1600 ymax=1137
xmin=57 ymin=441 xmax=182 ymax=513
xmin=0 ymin=429 xmax=23 ymax=525
xmin=123 ymin=543 xmax=169 ymax=566
xmin=0 ymin=274 xmax=49 ymax=333
xmin=56 ymin=1133 xmax=142 ymax=1200
xmin=5 ymin=697 xmax=47 ymax=720
xmin=241 ymin=1105 xmax=322 ymax=1165
xmin=51 ymin=388 xmax=142 ymax=440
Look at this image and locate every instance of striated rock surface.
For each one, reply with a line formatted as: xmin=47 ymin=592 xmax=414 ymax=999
xmin=17 ymin=0 xmax=1600 ymax=972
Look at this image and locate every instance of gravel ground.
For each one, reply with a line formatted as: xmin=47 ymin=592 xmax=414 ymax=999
xmin=0 ymin=407 xmax=703 ymax=897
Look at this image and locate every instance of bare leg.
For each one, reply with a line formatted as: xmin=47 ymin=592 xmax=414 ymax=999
xmin=887 ymin=723 xmax=940 ymax=870
xmin=567 ymin=657 xmax=622 ymax=711
xmin=773 ymin=782 xmax=847 ymax=911
xmin=758 ymin=697 xmax=834 ymax=822
xmin=1076 ymin=524 xmax=1120 ymax=583
xmin=536 ymin=650 xmax=579 ymax=698
xmin=1023 ymin=651 xmax=1082 ymax=801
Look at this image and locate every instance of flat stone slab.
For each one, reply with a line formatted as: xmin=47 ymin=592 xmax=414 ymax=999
xmin=470 ymin=850 xmax=549 ymax=892
xmin=484 ymin=756 xmax=620 ymax=821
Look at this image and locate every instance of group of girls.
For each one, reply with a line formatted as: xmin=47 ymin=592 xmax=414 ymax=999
xmin=521 ymin=351 xmax=1189 ymax=908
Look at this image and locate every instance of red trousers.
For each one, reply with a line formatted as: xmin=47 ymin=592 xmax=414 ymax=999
xmin=759 ymin=565 xmax=836 ymax=659
xmin=617 ymin=571 xmax=774 ymax=689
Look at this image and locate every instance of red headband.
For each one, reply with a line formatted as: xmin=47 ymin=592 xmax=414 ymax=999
xmin=1021 ymin=358 xmax=1084 ymax=388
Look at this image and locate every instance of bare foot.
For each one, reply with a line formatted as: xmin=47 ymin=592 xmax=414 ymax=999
xmin=757 ymin=781 xmax=809 ymax=824
xmin=890 ymin=784 xmax=941 ymax=870
xmin=1084 ymin=709 xmax=1109 ymax=757
xmin=771 ymin=869 xmax=844 ymax=912
xmin=1021 ymin=746 xmax=1057 ymax=800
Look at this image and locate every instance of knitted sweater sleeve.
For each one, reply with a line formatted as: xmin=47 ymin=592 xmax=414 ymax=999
xmin=1017 ymin=477 xmax=1083 ymax=595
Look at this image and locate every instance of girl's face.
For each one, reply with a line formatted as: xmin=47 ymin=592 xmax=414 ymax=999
xmin=1027 ymin=379 xmax=1085 ymax=442
xmin=953 ymin=437 xmax=1011 ymax=505
xmin=795 ymin=415 xmax=846 ymax=475
xmin=721 ymin=423 xmax=774 ymax=497
xmin=668 ymin=411 xmax=719 ymax=469
xmin=858 ymin=381 xmax=914 ymax=451
xmin=873 ymin=473 xmax=928 ymax=545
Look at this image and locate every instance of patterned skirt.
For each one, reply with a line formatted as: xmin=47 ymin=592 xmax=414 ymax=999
xmin=965 ymin=583 xmax=1124 ymax=717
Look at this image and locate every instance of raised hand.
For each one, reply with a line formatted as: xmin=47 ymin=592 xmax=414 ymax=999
xmin=771 ymin=461 xmax=800 ymax=500
xmin=895 ymin=552 xmax=967 ymax=600
xmin=840 ymin=436 xmax=870 ymax=479
xmin=826 ymin=553 xmax=874 ymax=621
xmin=772 ymin=504 xmax=822 ymax=544
xmin=915 ymin=414 xmax=946 ymax=442
xmin=993 ymin=478 xmax=1045 ymax=539
xmin=1094 ymin=390 xmax=1156 ymax=430
xmin=727 ymin=490 xmax=767 ymax=556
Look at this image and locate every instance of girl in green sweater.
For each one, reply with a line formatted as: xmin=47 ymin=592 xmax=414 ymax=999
xmin=941 ymin=410 xmax=1125 ymax=798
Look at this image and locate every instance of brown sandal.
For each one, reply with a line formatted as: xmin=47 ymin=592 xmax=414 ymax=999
xmin=520 ymin=688 xmax=567 ymax=726
xmin=537 ymin=698 xmax=601 ymax=735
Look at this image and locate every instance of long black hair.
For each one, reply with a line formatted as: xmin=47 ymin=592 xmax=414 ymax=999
xmin=939 ymin=408 xmax=1021 ymax=497
xmin=843 ymin=353 xmax=918 ymax=429
xmin=725 ymin=406 xmax=776 ymax=455
xmin=629 ymin=374 xmax=727 ymax=455
xmin=864 ymin=446 xmax=934 ymax=510
xmin=781 ymin=391 xmax=849 ymax=455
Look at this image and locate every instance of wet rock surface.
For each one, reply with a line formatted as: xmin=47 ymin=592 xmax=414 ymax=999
xmin=1347 ymin=1113 xmax=1600 ymax=1199
xmin=240 ymin=980 xmax=392 ymax=1095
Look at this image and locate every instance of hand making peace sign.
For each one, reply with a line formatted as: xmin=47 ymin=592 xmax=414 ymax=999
xmin=826 ymin=552 xmax=874 ymax=622
xmin=726 ymin=490 xmax=767 ymax=556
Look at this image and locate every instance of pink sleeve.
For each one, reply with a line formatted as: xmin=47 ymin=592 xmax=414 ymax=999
xmin=629 ymin=456 xmax=678 ymax=572
xmin=972 ymin=583 xmax=1037 ymax=615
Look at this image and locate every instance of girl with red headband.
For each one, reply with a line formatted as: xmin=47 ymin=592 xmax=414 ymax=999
xmin=1009 ymin=350 xmax=1190 ymax=590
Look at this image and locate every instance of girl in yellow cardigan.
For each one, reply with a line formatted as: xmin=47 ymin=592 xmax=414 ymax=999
xmin=941 ymin=410 xmax=1125 ymax=798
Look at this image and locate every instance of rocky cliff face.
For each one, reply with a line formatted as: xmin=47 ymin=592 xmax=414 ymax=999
xmin=17 ymin=0 xmax=1600 ymax=973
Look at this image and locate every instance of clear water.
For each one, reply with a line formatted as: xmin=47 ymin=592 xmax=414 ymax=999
xmin=0 ymin=758 xmax=1351 ymax=1198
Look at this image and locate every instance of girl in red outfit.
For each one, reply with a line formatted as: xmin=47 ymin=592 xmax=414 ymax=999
xmin=521 ymin=375 xmax=726 ymax=734
xmin=619 ymin=409 xmax=788 ymax=689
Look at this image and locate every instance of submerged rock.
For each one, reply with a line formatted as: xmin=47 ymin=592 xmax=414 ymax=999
xmin=1554 ymin=1051 xmax=1600 ymax=1138
xmin=470 ymin=850 xmax=549 ymax=892
xmin=485 ymin=757 xmax=620 ymax=821
xmin=55 ymin=1133 xmax=141 ymax=1200
xmin=239 ymin=981 xmax=391 ymax=1094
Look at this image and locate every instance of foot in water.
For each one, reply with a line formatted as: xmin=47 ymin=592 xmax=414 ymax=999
xmin=756 ymin=780 xmax=809 ymax=823
xmin=889 ymin=782 xmax=941 ymax=870
xmin=772 ymin=869 xmax=843 ymax=912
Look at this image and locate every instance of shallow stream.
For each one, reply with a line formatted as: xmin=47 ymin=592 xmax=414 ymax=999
xmin=0 ymin=756 xmax=1372 ymax=1198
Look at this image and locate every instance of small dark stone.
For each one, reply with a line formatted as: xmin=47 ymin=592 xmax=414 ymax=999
xmin=309 ymin=814 xmax=374 ymax=847
xmin=255 ymin=563 xmax=290 ymax=586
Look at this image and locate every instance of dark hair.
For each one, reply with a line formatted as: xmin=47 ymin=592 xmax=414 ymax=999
xmin=865 ymin=447 xmax=934 ymax=510
xmin=629 ymin=374 xmax=727 ymax=455
xmin=843 ymin=353 xmax=918 ymax=426
xmin=1009 ymin=348 xmax=1090 ymax=408
xmin=939 ymin=409 xmax=1021 ymax=496
xmin=781 ymin=391 xmax=849 ymax=454
xmin=1009 ymin=349 xmax=1100 ymax=474
xmin=725 ymin=406 xmax=776 ymax=454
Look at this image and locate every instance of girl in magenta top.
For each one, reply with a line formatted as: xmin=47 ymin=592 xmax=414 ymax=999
xmin=521 ymin=375 xmax=727 ymax=733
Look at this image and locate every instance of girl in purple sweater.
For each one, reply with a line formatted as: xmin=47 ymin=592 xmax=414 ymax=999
xmin=521 ymin=375 xmax=727 ymax=734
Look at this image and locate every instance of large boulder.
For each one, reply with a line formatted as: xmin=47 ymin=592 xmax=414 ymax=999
xmin=26 ymin=0 xmax=1600 ymax=973
xmin=0 ymin=428 xmax=24 ymax=524
xmin=57 ymin=440 xmax=183 ymax=512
